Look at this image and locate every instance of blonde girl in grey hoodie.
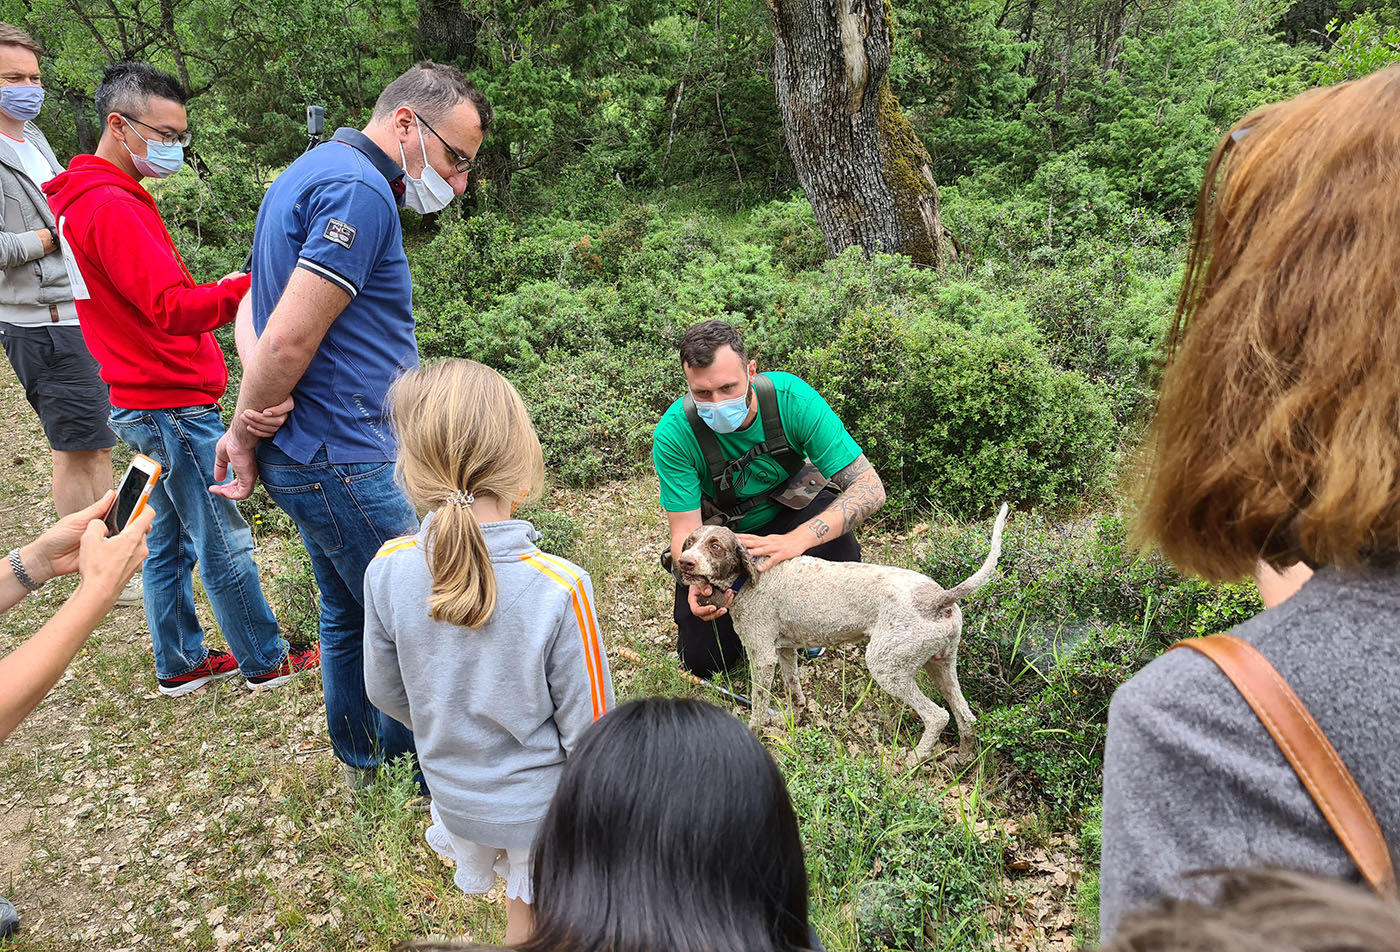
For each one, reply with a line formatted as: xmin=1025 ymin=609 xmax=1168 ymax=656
xmin=363 ymin=358 xmax=614 ymax=945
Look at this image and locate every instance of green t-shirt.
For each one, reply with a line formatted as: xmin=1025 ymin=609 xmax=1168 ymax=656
xmin=652 ymin=371 xmax=863 ymax=532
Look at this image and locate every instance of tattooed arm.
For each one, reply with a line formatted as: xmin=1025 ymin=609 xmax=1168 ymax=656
xmin=736 ymin=454 xmax=886 ymax=571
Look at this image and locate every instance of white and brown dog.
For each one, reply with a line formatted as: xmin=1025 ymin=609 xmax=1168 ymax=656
xmin=675 ymin=504 xmax=1009 ymax=764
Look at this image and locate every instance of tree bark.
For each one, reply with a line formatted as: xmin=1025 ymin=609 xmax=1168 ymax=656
xmin=765 ymin=0 xmax=948 ymax=265
xmin=416 ymin=0 xmax=482 ymax=68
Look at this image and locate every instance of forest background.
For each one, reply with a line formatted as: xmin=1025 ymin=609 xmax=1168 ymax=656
xmin=1 ymin=0 xmax=1398 ymax=947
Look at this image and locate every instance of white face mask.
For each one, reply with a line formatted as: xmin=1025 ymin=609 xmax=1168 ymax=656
xmin=399 ymin=116 xmax=455 ymax=214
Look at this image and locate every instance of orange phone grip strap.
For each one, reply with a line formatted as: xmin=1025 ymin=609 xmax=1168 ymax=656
xmin=1171 ymin=634 xmax=1397 ymax=898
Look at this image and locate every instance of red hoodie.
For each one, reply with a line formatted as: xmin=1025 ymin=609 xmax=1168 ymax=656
xmin=43 ymin=154 xmax=249 ymax=410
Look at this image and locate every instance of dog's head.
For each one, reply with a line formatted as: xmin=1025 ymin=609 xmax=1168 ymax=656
xmin=674 ymin=524 xmax=758 ymax=592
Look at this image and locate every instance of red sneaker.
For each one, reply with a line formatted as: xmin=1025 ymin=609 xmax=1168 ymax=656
xmin=245 ymin=642 xmax=321 ymax=690
xmin=157 ymin=649 xmax=240 ymax=697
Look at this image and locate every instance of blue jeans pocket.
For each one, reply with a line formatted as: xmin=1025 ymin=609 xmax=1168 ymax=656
xmin=258 ymin=465 xmax=345 ymax=554
xmin=108 ymin=410 xmax=165 ymax=467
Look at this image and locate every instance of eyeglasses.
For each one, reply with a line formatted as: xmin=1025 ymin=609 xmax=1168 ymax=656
xmin=121 ymin=114 xmax=192 ymax=148
xmin=416 ymin=113 xmax=473 ymax=174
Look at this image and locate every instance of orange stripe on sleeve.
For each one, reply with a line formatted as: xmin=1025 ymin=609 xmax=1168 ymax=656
xmin=531 ymin=552 xmax=607 ymax=716
xmin=519 ymin=554 xmax=604 ymax=719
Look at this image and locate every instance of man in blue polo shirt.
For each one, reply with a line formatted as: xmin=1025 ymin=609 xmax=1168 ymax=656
xmin=211 ymin=61 xmax=491 ymax=789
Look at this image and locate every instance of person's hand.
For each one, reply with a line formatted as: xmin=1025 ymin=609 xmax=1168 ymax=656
xmin=209 ymin=428 xmax=260 ymax=500
xmin=688 ymin=582 xmax=734 ymax=620
xmin=73 ymin=506 xmax=153 ymax=609
xmin=240 ymin=395 xmax=294 ymax=439
xmin=19 ymin=492 xmax=116 ymax=585
xmin=220 ymin=270 xmax=247 ymax=283
xmin=35 ymin=228 xmax=57 ymax=255
xmin=734 ymin=530 xmax=809 ymax=572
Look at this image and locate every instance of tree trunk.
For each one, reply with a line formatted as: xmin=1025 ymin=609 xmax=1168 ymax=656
xmin=765 ymin=0 xmax=948 ymax=265
xmin=416 ymin=0 xmax=482 ymax=68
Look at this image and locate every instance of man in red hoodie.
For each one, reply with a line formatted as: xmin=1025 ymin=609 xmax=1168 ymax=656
xmin=44 ymin=62 xmax=318 ymax=696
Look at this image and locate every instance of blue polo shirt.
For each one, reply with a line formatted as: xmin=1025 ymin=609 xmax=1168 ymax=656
xmin=250 ymin=127 xmax=417 ymax=464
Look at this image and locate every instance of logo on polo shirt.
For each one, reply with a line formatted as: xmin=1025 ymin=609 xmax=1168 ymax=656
xmin=324 ymin=219 xmax=357 ymax=250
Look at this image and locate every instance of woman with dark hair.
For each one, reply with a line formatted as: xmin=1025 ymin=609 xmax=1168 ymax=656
xmin=408 ymin=697 xmax=815 ymax=952
xmin=1100 ymin=66 xmax=1400 ymax=938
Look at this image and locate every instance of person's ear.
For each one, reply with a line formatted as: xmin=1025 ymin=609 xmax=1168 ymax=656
xmin=747 ymin=359 xmax=757 ymax=378
xmin=393 ymin=106 xmax=416 ymax=140
xmin=106 ymin=113 xmax=126 ymax=140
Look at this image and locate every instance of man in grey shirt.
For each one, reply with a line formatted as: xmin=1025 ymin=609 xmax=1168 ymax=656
xmin=0 ymin=24 xmax=117 ymax=522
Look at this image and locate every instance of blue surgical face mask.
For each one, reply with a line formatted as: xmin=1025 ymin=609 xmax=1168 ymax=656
xmin=0 ymin=85 xmax=43 ymax=122
xmin=122 ymin=124 xmax=184 ymax=179
xmin=695 ymin=378 xmax=751 ymax=434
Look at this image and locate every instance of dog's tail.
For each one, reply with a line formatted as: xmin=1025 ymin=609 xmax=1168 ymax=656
xmin=915 ymin=503 xmax=1010 ymax=616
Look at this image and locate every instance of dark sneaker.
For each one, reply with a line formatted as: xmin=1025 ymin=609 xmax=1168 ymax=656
xmin=802 ymin=646 xmax=827 ymax=660
xmin=245 ymin=642 xmax=321 ymax=690
xmin=157 ymin=649 xmax=240 ymax=697
xmin=0 ymin=896 xmax=17 ymax=938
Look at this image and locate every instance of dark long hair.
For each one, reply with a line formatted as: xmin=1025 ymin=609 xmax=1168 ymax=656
xmin=405 ymin=698 xmax=813 ymax=952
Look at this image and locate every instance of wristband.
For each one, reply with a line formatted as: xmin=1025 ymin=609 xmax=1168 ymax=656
xmin=9 ymin=547 xmax=41 ymax=591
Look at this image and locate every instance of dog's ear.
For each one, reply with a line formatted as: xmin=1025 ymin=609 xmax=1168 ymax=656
xmin=735 ymin=535 xmax=760 ymax=585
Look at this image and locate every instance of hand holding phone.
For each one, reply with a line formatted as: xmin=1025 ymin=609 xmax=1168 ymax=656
xmin=105 ymin=455 xmax=162 ymax=536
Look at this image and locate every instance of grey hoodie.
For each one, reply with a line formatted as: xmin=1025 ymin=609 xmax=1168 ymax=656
xmin=364 ymin=518 xmax=615 ymax=849
xmin=1100 ymin=567 xmax=1400 ymax=939
xmin=0 ymin=123 xmax=77 ymax=324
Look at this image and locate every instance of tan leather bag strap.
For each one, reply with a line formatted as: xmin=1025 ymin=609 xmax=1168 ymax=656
xmin=1171 ymin=634 xmax=1397 ymax=898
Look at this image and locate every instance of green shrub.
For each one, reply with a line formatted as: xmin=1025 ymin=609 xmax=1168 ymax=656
xmin=742 ymin=195 xmax=829 ymax=273
xmin=512 ymin=343 xmax=677 ymax=487
xmin=805 ymin=305 xmax=1115 ymax=516
xmin=916 ymin=509 xmax=1263 ymax=815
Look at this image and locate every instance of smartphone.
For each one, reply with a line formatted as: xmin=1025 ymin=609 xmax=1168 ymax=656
xmin=105 ymin=454 xmax=162 ymax=535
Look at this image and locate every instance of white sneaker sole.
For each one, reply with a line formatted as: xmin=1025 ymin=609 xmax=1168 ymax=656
xmin=157 ymin=669 xmax=239 ymax=697
xmin=244 ymin=671 xmax=294 ymax=691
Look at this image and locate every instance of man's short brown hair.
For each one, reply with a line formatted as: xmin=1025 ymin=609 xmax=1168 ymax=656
xmin=1136 ymin=65 xmax=1400 ymax=580
xmin=679 ymin=320 xmax=746 ymax=369
xmin=0 ymin=23 xmax=42 ymax=58
xmin=372 ymin=60 xmax=493 ymax=132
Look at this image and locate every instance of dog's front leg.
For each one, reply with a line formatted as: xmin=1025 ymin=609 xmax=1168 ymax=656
xmin=747 ymin=645 xmax=780 ymax=733
xmin=777 ymin=645 xmax=806 ymax=710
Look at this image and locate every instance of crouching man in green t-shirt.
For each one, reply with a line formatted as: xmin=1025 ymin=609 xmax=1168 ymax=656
xmin=652 ymin=320 xmax=887 ymax=678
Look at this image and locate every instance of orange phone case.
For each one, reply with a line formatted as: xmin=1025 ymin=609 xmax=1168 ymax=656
xmin=116 ymin=454 xmax=162 ymax=530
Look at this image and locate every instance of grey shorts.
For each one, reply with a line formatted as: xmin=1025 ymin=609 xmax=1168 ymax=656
xmin=0 ymin=322 xmax=115 ymax=452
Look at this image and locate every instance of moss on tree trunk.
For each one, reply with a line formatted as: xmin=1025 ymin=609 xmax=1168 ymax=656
xmin=766 ymin=0 xmax=949 ymax=266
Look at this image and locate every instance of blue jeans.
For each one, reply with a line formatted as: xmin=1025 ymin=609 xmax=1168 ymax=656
xmin=108 ymin=405 xmax=287 ymax=680
xmin=256 ymin=441 xmax=419 ymax=770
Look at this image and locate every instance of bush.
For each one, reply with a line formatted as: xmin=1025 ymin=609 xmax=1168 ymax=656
xmin=916 ymin=509 xmax=1263 ymax=815
xmin=804 ymin=305 xmax=1115 ymax=516
xmin=742 ymin=195 xmax=829 ymax=273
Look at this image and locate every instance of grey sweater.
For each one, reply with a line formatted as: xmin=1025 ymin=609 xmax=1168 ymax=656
xmin=1100 ymin=567 xmax=1400 ymax=939
xmin=0 ymin=123 xmax=77 ymax=323
xmin=363 ymin=518 xmax=615 ymax=849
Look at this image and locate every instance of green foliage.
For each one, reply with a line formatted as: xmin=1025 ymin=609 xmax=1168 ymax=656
xmin=1316 ymin=13 xmax=1400 ymax=82
xmin=919 ymin=509 xmax=1263 ymax=815
xmin=779 ymin=730 xmax=1000 ymax=951
xmin=805 ymin=293 xmax=1115 ymax=516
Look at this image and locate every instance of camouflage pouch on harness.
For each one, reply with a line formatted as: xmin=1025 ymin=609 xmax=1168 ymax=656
xmin=769 ymin=459 xmax=830 ymax=511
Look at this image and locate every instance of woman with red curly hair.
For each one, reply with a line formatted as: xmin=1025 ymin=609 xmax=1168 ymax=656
xmin=1101 ymin=66 xmax=1400 ymax=938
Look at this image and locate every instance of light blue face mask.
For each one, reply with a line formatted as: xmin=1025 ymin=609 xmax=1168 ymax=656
xmin=0 ymin=85 xmax=43 ymax=122
xmin=695 ymin=378 xmax=752 ymax=434
xmin=123 ymin=124 xmax=184 ymax=179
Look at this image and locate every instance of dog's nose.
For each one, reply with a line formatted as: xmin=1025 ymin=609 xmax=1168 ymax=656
xmin=676 ymin=552 xmax=696 ymax=570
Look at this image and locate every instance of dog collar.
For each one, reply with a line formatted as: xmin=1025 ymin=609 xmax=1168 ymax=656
xmin=729 ymin=570 xmax=749 ymax=595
